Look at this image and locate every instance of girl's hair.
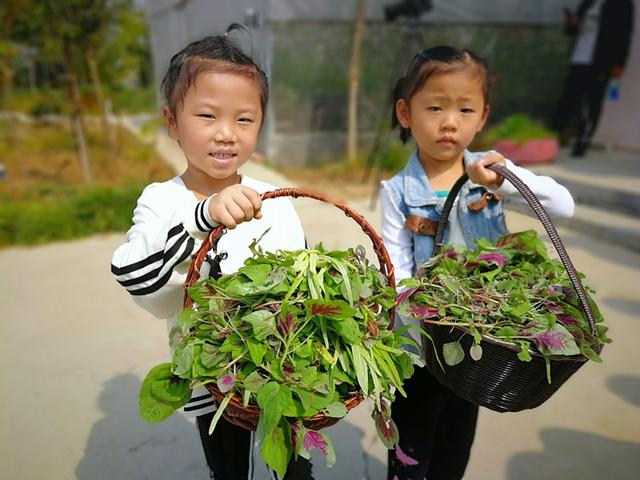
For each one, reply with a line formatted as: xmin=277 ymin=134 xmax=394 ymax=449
xmin=161 ymin=24 xmax=269 ymax=120
xmin=391 ymin=46 xmax=490 ymax=143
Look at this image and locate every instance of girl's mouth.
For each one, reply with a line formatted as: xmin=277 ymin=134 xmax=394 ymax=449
xmin=210 ymin=152 xmax=236 ymax=161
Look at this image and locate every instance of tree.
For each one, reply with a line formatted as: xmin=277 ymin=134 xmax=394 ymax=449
xmin=0 ymin=0 xmax=30 ymax=106
xmin=82 ymin=0 xmax=116 ymax=145
xmin=13 ymin=0 xmax=118 ymax=185
xmin=347 ymin=0 xmax=365 ymax=166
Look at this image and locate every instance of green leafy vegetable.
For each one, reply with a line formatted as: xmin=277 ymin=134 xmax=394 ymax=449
xmin=399 ymin=230 xmax=610 ymax=380
xmin=139 ymin=241 xmax=420 ymax=474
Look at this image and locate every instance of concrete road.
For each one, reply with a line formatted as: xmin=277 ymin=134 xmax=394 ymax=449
xmin=1 ymin=163 xmax=639 ymax=479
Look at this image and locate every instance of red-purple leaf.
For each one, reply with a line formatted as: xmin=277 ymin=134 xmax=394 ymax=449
xmin=406 ymin=304 xmax=439 ymax=319
xmin=216 ymin=374 xmax=235 ymax=393
xmin=543 ymin=301 xmax=563 ymax=314
xmin=395 ymin=445 xmax=419 ymax=466
xmin=302 ymin=430 xmax=336 ymax=467
xmin=556 ymin=314 xmax=581 ymax=326
xmin=477 ymin=252 xmax=507 ymax=268
xmin=311 ymin=304 xmax=341 ymax=316
xmin=373 ymin=409 xmax=399 ymax=449
xmin=530 ymin=324 xmax=580 ymax=355
xmin=278 ymin=312 xmax=297 ymax=335
xmin=396 ymin=287 xmax=418 ymax=305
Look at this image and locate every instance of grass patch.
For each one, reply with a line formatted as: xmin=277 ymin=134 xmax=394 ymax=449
xmin=0 ymin=120 xmax=174 ymax=247
xmin=3 ymin=86 xmax=157 ymax=116
xmin=0 ymin=184 xmax=146 ymax=247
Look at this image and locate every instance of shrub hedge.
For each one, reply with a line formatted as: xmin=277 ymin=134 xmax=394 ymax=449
xmin=0 ymin=183 xmax=144 ymax=247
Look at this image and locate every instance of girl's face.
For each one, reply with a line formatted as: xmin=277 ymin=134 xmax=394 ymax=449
xmin=396 ymin=70 xmax=488 ymax=168
xmin=164 ymin=71 xmax=263 ymax=191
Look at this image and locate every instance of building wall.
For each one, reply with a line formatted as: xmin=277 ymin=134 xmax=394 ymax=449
xmin=143 ymin=0 xmax=581 ymax=166
xmin=594 ymin=4 xmax=640 ymax=151
xmin=268 ymin=0 xmax=575 ymax=24
xmin=144 ymin=0 xmax=270 ymax=108
xmin=267 ymin=22 xmax=571 ymax=166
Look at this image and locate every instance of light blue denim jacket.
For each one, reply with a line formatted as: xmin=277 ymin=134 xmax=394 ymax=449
xmin=383 ymin=149 xmax=507 ymax=268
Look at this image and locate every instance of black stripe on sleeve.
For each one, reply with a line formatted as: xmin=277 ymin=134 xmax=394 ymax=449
xmin=111 ymin=251 xmax=163 ymax=276
xmin=129 ymin=237 xmax=195 ymax=296
xmin=199 ymin=199 xmax=216 ymax=230
xmin=115 ymin=231 xmax=189 ymax=287
xmin=184 ymin=400 xmax=215 ymax=412
xmin=111 ymin=224 xmax=185 ymax=276
xmin=190 ymin=393 xmax=213 ymax=403
xmin=167 ymin=224 xmax=183 ymax=240
xmin=194 ymin=202 xmax=206 ymax=232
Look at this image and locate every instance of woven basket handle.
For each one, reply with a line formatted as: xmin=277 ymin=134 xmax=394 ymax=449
xmin=183 ymin=187 xmax=396 ymax=326
xmin=432 ymin=164 xmax=598 ymax=343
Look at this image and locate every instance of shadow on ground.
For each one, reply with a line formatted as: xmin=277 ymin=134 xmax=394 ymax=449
xmin=602 ymin=297 xmax=640 ymax=317
xmin=309 ymin=415 xmax=386 ymax=480
xmin=606 ymin=374 xmax=640 ymax=407
xmin=76 ymin=373 xmax=385 ymax=480
xmin=75 ymin=373 xmax=209 ymax=480
xmin=507 ymin=428 xmax=640 ymax=480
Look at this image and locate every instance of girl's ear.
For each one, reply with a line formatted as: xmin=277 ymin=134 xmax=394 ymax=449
xmin=395 ymin=99 xmax=412 ymax=129
xmin=477 ymin=104 xmax=490 ymax=132
xmin=162 ymin=106 xmax=178 ymax=139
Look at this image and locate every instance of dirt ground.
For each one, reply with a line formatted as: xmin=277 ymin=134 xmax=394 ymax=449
xmin=0 ymin=121 xmax=172 ymax=200
xmin=278 ymin=164 xmax=387 ymax=203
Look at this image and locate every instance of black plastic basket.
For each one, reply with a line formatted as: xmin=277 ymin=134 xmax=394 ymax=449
xmin=421 ymin=164 xmax=601 ymax=412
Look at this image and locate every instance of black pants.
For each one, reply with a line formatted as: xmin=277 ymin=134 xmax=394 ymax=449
xmin=387 ymin=367 xmax=478 ymax=480
xmin=552 ymin=64 xmax=611 ymax=156
xmin=196 ymin=411 xmax=313 ymax=479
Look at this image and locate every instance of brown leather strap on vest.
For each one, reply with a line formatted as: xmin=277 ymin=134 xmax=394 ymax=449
xmin=468 ymin=192 xmax=504 ymax=212
xmin=405 ymin=215 xmax=438 ymax=236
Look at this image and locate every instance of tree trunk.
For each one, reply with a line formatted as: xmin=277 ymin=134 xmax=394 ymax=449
xmin=347 ymin=0 xmax=365 ymax=166
xmin=86 ymin=50 xmax=113 ymax=146
xmin=0 ymin=64 xmax=15 ymax=108
xmin=62 ymin=42 xmax=93 ymax=186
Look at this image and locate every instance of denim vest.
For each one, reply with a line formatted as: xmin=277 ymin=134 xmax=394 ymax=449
xmin=383 ymin=150 xmax=508 ymax=270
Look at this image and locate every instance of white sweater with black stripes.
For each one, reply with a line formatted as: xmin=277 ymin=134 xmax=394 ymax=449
xmin=111 ymin=174 xmax=305 ymax=416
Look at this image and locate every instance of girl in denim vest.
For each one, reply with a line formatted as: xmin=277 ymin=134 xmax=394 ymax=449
xmin=380 ymin=46 xmax=575 ymax=480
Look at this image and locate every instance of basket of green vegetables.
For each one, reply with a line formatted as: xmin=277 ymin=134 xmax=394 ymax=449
xmin=397 ymin=165 xmax=609 ymax=412
xmin=140 ymin=188 xmax=422 ymax=475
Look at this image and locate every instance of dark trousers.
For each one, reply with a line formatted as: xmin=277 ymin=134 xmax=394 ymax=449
xmin=552 ymin=64 xmax=610 ymax=156
xmin=387 ymin=367 xmax=478 ymax=480
xmin=196 ymin=411 xmax=313 ymax=479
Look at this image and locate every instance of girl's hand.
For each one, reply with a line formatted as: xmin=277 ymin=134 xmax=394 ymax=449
xmin=208 ymin=185 xmax=262 ymax=229
xmin=467 ymin=152 xmax=507 ymax=190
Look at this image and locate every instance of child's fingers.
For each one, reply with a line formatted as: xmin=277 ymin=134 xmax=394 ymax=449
xmin=216 ymin=209 xmax=238 ymax=229
xmin=239 ymin=186 xmax=263 ymax=217
xmin=480 ymin=152 xmax=506 ymax=167
xmin=227 ymin=202 xmax=249 ymax=224
xmin=233 ymin=193 xmax=258 ymax=221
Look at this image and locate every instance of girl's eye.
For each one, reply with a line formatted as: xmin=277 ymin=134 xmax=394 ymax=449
xmin=198 ymin=114 xmax=215 ymax=119
xmin=238 ymin=118 xmax=254 ymax=123
xmin=461 ymin=108 xmax=474 ymax=114
xmin=427 ymin=106 xmax=441 ymax=112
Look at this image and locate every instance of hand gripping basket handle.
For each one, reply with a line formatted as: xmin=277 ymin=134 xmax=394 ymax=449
xmin=183 ymin=187 xmax=396 ymax=326
xmin=433 ymin=164 xmax=598 ymax=347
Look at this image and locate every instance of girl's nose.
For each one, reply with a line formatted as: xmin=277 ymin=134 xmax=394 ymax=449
xmin=214 ymin=123 xmax=236 ymax=143
xmin=441 ymin=113 xmax=457 ymax=131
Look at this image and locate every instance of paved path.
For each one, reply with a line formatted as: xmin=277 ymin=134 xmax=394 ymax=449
xmin=1 ymin=140 xmax=639 ymax=479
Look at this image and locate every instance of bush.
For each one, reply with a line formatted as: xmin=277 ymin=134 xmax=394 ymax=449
xmin=476 ymin=114 xmax=557 ymax=150
xmin=0 ymin=184 xmax=144 ymax=247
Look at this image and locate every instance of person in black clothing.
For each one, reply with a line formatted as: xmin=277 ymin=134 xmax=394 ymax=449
xmin=552 ymin=0 xmax=634 ymax=157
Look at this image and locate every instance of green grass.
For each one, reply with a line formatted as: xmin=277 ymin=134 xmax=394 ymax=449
xmin=2 ymin=86 xmax=157 ymax=115
xmin=0 ymin=183 xmax=145 ymax=247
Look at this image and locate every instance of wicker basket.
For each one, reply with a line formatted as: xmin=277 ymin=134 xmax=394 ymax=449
xmin=183 ymin=187 xmax=396 ymax=430
xmin=421 ymin=164 xmax=602 ymax=412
